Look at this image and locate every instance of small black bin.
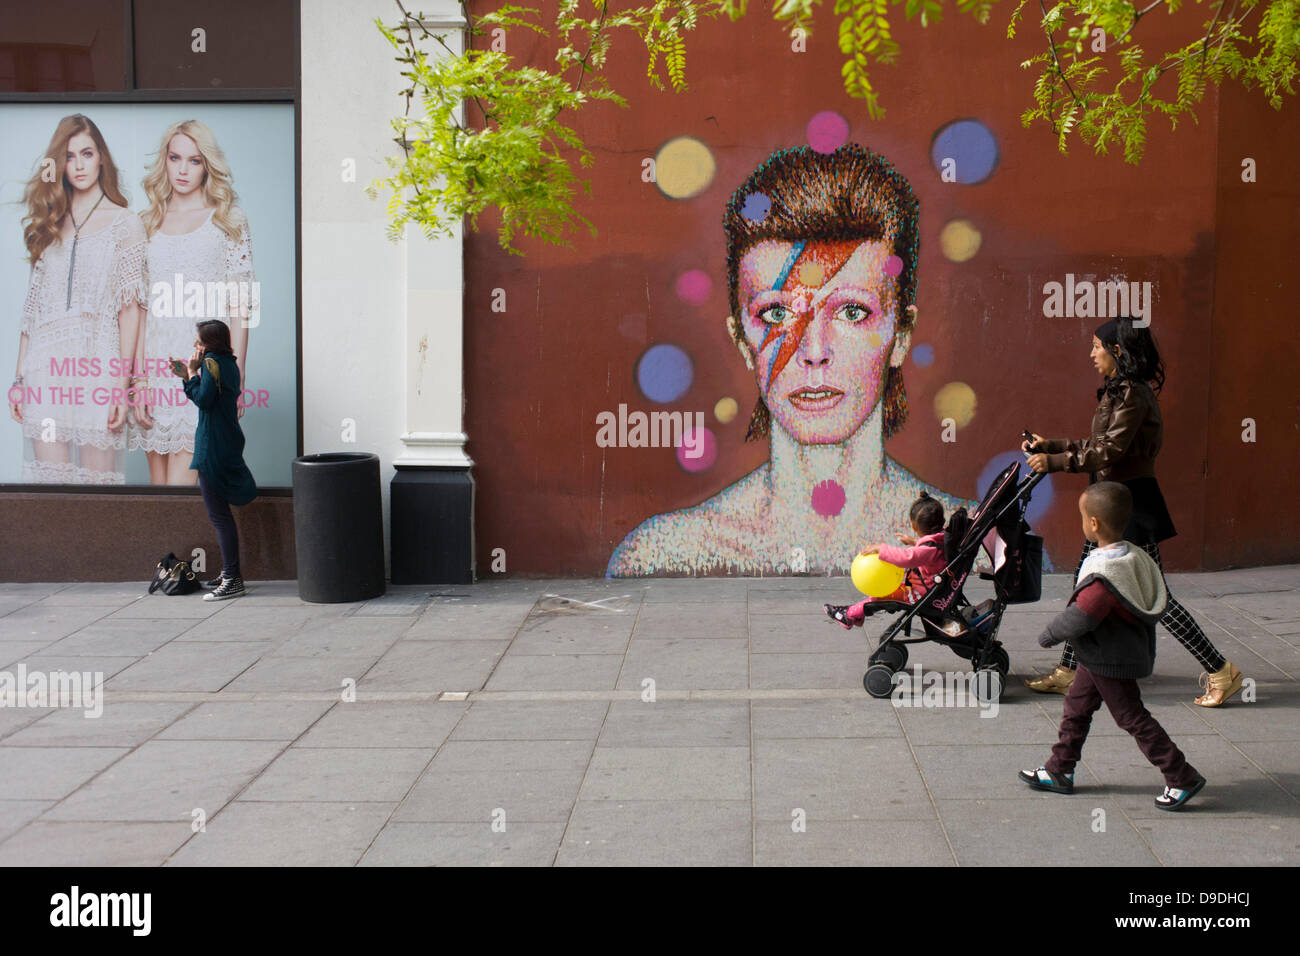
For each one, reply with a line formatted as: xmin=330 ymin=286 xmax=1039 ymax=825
xmin=292 ymin=453 xmax=386 ymax=603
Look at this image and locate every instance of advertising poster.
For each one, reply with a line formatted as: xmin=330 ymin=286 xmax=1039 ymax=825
xmin=0 ymin=103 xmax=296 ymax=487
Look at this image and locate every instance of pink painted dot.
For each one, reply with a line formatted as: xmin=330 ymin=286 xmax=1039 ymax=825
xmin=676 ymin=425 xmax=718 ymax=473
xmin=884 ymin=255 xmax=904 ymax=277
xmin=807 ymin=111 xmax=849 ymax=155
xmin=675 ymin=270 xmax=712 ymax=306
xmin=811 ymin=479 xmax=846 ymax=517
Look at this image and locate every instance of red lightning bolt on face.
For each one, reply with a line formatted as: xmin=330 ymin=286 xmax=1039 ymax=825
xmin=756 ymin=239 xmax=863 ymax=389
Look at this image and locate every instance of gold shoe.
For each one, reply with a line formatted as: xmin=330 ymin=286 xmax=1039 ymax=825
xmin=1024 ymin=665 xmax=1076 ymax=694
xmin=1195 ymin=661 xmax=1243 ymax=708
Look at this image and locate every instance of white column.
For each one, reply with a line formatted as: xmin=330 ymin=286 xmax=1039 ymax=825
xmin=301 ymin=0 xmax=470 ymax=568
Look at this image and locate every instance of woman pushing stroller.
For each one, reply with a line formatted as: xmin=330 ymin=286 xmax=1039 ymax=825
xmin=1022 ymin=317 xmax=1243 ymax=707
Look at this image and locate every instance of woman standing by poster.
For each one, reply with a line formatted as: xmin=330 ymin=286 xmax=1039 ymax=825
xmin=7 ymin=114 xmax=146 ymax=484
xmin=171 ymin=319 xmax=257 ymax=600
xmin=132 ymin=119 xmax=255 ymax=485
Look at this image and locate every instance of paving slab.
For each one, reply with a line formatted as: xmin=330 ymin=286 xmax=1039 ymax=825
xmin=392 ymin=768 xmax=587 ymax=823
xmin=166 ymin=801 xmax=394 ymax=866
xmin=449 ymin=701 xmax=610 ymax=742
xmin=358 ymin=641 xmax=508 ymax=693
xmin=597 ymin=700 xmax=748 ymax=748
xmin=42 ymin=739 xmax=284 ymax=821
xmin=156 ymin=701 xmax=334 ymax=741
xmin=0 ymin=745 xmax=128 ymax=800
xmin=754 ymin=819 xmax=954 ymax=866
xmin=239 ymin=747 xmax=432 ymax=803
xmin=557 ymin=800 xmax=751 ymax=866
xmin=580 ymin=746 xmax=750 ymax=802
xmin=5 ymin=701 xmax=194 ymax=748
xmin=937 ymin=797 xmax=1160 ymax=866
xmin=753 ymin=738 xmax=934 ymax=821
xmin=0 ymin=821 xmax=193 ymax=866
xmin=360 ymin=821 xmax=566 ymax=866
xmin=295 ymin=701 xmax=466 ymax=749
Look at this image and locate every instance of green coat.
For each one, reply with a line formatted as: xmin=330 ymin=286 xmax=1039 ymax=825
xmin=183 ymin=352 xmax=258 ymax=506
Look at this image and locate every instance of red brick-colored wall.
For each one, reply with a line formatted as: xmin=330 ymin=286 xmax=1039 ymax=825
xmin=459 ymin=9 xmax=1294 ymax=575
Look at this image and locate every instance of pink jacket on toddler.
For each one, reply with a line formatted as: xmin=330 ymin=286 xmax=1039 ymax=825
xmin=877 ymin=531 xmax=948 ymax=598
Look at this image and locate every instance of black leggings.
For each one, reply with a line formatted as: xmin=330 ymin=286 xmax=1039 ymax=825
xmin=198 ymin=471 xmax=241 ymax=579
xmin=1059 ymin=539 xmax=1225 ymax=673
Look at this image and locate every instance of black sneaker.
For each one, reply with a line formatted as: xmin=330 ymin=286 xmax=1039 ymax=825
xmin=1154 ymin=774 xmax=1206 ymax=811
xmin=203 ymin=576 xmax=246 ymax=602
xmin=1018 ymin=766 xmax=1075 ymax=794
xmin=824 ymin=604 xmax=855 ymax=630
xmin=202 ymin=576 xmax=225 ymax=590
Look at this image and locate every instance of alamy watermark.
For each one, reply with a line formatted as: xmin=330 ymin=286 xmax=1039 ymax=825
xmin=1041 ymin=274 xmax=1152 ymax=326
xmin=595 ymin=403 xmax=706 ymax=458
xmin=0 ymin=665 xmax=103 ymax=718
xmin=891 ymin=664 xmax=1000 ymax=718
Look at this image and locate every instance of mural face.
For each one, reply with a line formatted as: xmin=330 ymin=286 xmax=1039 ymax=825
xmin=606 ymin=144 xmax=979 ymax=577
xmin=739 ymin=238 xmax=904 ymax=446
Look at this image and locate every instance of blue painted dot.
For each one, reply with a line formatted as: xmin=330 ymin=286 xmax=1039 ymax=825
xmin=637 ymin=344 xmax=694 ymax=404
xmin=741 ymin=192 xmax=771 ymax=222
xmin=931 ymin=119 xmax=999 ymax=185
xmin=911 ymin=344 xmax=935 ymax=367
xmin=977 ymin=450 xmax=1052 ymax=528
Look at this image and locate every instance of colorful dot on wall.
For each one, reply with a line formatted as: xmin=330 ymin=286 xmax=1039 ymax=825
xmin=933 ymin=381 xmax=977 ymax=429
xmin=930 ymin=119 xmax=999 ymax=185
xmin=714 ymin=397 xmax=738 ymax=423
xmin=811 ymin=478 xmax=847 ymax=517
xmin=637 ymin=344 xmax=694 ymax=403
xmin=795 ymin=260 xmax=825 ymax=286
xmin=939 ymin=219 xmax=982 ymax=263
xmin=807 ymin=111 xmax=849 ymax=154
xmin=677 ymin=425 xmax=718 ymax=473
xmin=866 ymin=331 xmax=883 ymax=349
xmin=978 ymin=450 xmax=1054 ymax=526
xmin=675 ymin=269 xmax=712 ymax=305
xmin=910 ymin=343 xmax=935 ymax=367
xmin=884 ymin=255 xmax=904 ymax=277
xmin=654 ymin=137 xmax=716 ymax=200
xmin=741 ymin=192 xmax=771 ymax=222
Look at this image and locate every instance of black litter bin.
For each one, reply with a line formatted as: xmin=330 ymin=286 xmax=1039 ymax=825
xmin=292 ymin=453 xmax=386 ymax=603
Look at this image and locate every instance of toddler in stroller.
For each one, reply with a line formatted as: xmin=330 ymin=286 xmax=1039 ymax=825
xmin=824 ymin=491 xmax=948 ymax=629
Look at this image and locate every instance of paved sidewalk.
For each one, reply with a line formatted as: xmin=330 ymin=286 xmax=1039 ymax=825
xmin=0 ymin=566 xmax=1297 ymax=866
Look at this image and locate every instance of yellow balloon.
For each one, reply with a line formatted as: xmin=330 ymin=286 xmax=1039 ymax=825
xmin=851 ymin=554 xmax=906 ymax=598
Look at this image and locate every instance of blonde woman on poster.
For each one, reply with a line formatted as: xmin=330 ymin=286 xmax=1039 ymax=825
xmin=7 ymin=114 xmax=146 ymax=484
xmin=131 ymin=119 xmax=255 ymax=485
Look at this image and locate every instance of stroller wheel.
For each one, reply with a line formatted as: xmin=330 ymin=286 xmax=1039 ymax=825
xmin=973 ymin=666 xmax=1004 ymax=704
xmin=869 ymin=642 xmax=908 ymax=672
xmin=863 ymin=664 xmax=897 ymax=699
xmin=979 ymin=643 xmax=1010 ymax=677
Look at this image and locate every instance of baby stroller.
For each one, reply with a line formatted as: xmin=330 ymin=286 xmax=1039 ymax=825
xmin=858 ymin=459 xmax=1046 ymax=702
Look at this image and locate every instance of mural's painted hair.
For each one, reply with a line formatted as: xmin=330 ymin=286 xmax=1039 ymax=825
xmin=22 ymin=114 xmax=128 ymax=265
xmin=723 ymin=143 xmax=919 ymax=439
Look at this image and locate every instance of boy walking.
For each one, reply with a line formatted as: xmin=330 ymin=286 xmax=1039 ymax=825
xmin=1020 ymin=482 xmax=1206 ymax=811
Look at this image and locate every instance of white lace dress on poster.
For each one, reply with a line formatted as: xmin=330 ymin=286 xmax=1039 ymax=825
xmin=19 ymin=207 xmax=147 ymax=484
xmin=130 ymin=205 xmax=254 ymax=458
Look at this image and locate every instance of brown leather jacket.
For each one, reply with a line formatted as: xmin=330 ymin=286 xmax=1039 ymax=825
xmin=1040 ymin=378 xmax=1162 ymax=482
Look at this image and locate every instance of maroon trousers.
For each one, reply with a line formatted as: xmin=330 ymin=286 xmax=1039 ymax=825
xmin=1046 ymin=664 xmax=1199 ymax=789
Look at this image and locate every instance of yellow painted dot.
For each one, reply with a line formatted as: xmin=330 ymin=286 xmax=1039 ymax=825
xmin=655 ymin=137 xmax=716 ymax=200
xmin=865 ymin=331 xmax=883 ymax=349
xmin=939 ymin=219 xmax=982 ymax=263
xmin=934 ymin=381 xmax=977 ymax=429
xmin=714 ymin=397 xmax=739 ymax=424
xmin=795 ymin=261 xmax=825 ymax=287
